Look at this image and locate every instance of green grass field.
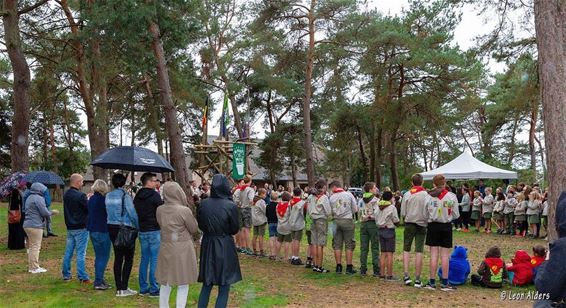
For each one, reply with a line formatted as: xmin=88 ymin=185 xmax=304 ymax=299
xmin=0 ymin=202 xmax=541 ymax=307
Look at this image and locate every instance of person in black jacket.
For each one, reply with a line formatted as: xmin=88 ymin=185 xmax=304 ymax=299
xmin=62 ymin=173 xmax=90 ymax=283
xmin=133 ymin=172 xmax=164 ymax=297
xmin=535 ymin=192 xmax=566 ymax=308
xmin=266 ymin=191 xmax=279 ymax=259
xmin=197 ymin=174 xmax=242 ymax=308
xmin=8 ymin=186 xmax=26 ymax=250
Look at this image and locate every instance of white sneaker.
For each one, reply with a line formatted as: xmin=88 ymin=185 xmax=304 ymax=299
xmin=123 ymin=289 xmax=138 ymax=296
xmin=116 ymin=290 xmax=125 ymax=297
xmin=30 ymin=268 xmax=47 ymax=274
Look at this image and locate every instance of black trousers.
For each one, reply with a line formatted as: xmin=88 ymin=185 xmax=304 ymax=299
xmin=461 ymin=211 xmax=471 ymax=229
xmin=108 ymin=224 xmax=136 ymax=291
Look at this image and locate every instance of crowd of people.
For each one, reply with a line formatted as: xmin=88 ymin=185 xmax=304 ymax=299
xmin=228 ymin=173 xmax=565 ymax=305
xmin=7 ymin=172 xmax=241 ymax=308
xmin=5 ymin=171 xmax=566 ymax=307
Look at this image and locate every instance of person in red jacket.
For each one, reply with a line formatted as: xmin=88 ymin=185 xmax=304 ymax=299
xmin=507 ymin=250 xmax=533 ymax=286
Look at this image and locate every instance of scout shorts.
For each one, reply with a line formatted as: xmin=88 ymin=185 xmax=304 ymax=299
xmin=311 ymin=219 xmax=328 ymax=246
xmin=253 ymin=223 xmax=266 ymax=237
xmin=332 ymin=218 xmax=355 ymax=251
xmin=403 ymin=223 xmax=427 ymax=253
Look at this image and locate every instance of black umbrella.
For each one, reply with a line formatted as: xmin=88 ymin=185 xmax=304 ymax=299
xmin=91 ymin=146 xmax=175 ymax=173
xmin=23 ymin=171 xmax=65 ymax=186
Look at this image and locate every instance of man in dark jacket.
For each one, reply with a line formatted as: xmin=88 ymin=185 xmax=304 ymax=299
xmin=134 ymin=172 xmax=164 ymax=297
xmin=197 ymin=174 xmax=242 ymax=308
xmin=535 ymin=192 xmax=566 ymax=307
xmin=62 ymin=173 xmax=90 ymax=283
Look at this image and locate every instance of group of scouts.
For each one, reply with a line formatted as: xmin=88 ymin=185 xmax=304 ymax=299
xmin=230 ymin=173 xmax=466 ymax=291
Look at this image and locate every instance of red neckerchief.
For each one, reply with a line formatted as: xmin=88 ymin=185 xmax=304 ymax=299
xmin=410 ymin=186 xmax=425 ymax=194
xmin=238 ymin=184 xmax=249 ymax=191
xmin=316 ymin=193 xmax=325 ymax=201
xmin=290 ymin=197 xmax=302 ymax=206
xmin=438 ymin=189 xmax=450 ymax=200
xmin=485 ymin=258 xmax=504 ymax=275
xmin=277 ymin=201 xmax=289 ymax=217
xmin=333 ymin=188 xmax=345 ymax=193
xmin=531 ymin=256 xmax=545 ymax=268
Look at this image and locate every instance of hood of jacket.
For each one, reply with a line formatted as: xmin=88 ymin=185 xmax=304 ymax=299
xmin=452 ymin=246 xmax=468 ymax=259
xmin=363 ymin=192 xmax=375 ymax=204
xmin=162 ymin=181 xmax=189 ymax=207
xmin=30 ymin=182 xmax=47 ymax=195
xmin=557 ymin=192 xmax=566 ymax=238
xmin=512 ymin=250 xmax=532 ymax=265
xmin=211 ymin=174 xmax=232 ymax=199
xmin=378 ymin=200 xmax=392 ymax=210
xmin=136 ymin=187 xmax=158 ymax=200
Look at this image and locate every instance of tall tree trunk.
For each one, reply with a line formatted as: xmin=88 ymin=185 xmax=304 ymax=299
xmin=290 ymin=154 xmax=297 ymax=188
xmin=3 ymin=0 xmax=31 ymax=172
xmin=368 ymin=126 xmax=376 ymax=183
xmin=507 ymin=115 xmax=519 ymax=165
xmin=60 ymin=0 xmax=107 ymax=180
xmin=376 ymin=128 xmax=383 ymax=188
xmin=142 ymin=75 xmax=164 ymax=155
xmin=148 ymin=19 xmax=192 ymax=201
xmin=534 ymin=0 xmax=566 ymax=242
xmin=528 ymin=104 xmax=538 ymax=178
xmin=389 ymin=130 xmax=399 ymax=191
xmin=355 ymin=125 xmax=368 ymax=181
xmin=302 ymin=0 xmax=316 ymax=187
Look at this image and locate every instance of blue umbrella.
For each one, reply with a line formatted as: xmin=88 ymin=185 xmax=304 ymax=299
xmin=0 ymin=171 xmax=26 ymax=198
xmin=91 ymin=146 xmax=175 ymax=173
xmin=23 ymin=171 xmax=65 ymax=186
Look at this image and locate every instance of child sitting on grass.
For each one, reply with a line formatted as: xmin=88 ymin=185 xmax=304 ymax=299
xmin=375 ymin=191 xmax=400 ymax=280
xmin=252 ymin=188 xmax=268 ymax=257
xmin=471 ymin=246 xmax=507 ymax=288
xmin=507 ymin=250 xmax=533 ymax=286
xmin=438 ymin=246 xmax=470 ymax=286
xmin=531 ymin=245 xmax=546 ymax=279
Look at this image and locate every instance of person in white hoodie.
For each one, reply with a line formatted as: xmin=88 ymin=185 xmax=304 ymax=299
xmin=329 ymin=181 xmax=358 ymax=275
xmin=400 ymin=174 xmax=430 ymax=288
xmin=424 ymin=174 xmax=460 ymax=291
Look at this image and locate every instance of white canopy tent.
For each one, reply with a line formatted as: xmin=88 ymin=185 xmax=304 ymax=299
xmin=420 ymin=151 xmax=518 ymax=180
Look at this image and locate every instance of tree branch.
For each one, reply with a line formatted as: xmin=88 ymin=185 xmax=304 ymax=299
xmin=18 ymin=0 xmax=49 ymax=15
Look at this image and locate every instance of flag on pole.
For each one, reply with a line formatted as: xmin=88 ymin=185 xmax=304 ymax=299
xmin=201 ymin=97 xmax=208 ymax=129
xmin=220 ymin=92 xmax=229 ymax=137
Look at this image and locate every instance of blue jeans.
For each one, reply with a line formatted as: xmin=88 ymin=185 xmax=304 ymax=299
xmin=139 ymin=230 xmax=160 ymax=294
xmin=90 ymin=232 xmax=111 ymax=285
xmin=62 ymin=229 xmax=89 ymax=280
xmin=198 ymin=284 xmax=231 ymax=308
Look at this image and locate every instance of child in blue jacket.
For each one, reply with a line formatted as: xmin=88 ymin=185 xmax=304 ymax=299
xmin=438 ymin=245 xmax=471 ymax=285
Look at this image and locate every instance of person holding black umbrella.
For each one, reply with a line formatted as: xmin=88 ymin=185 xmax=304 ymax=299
xmin=197 ymin=174 xmax=242 ymax=308
xmin=106 ymin=173 xmax=139 ymax=297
